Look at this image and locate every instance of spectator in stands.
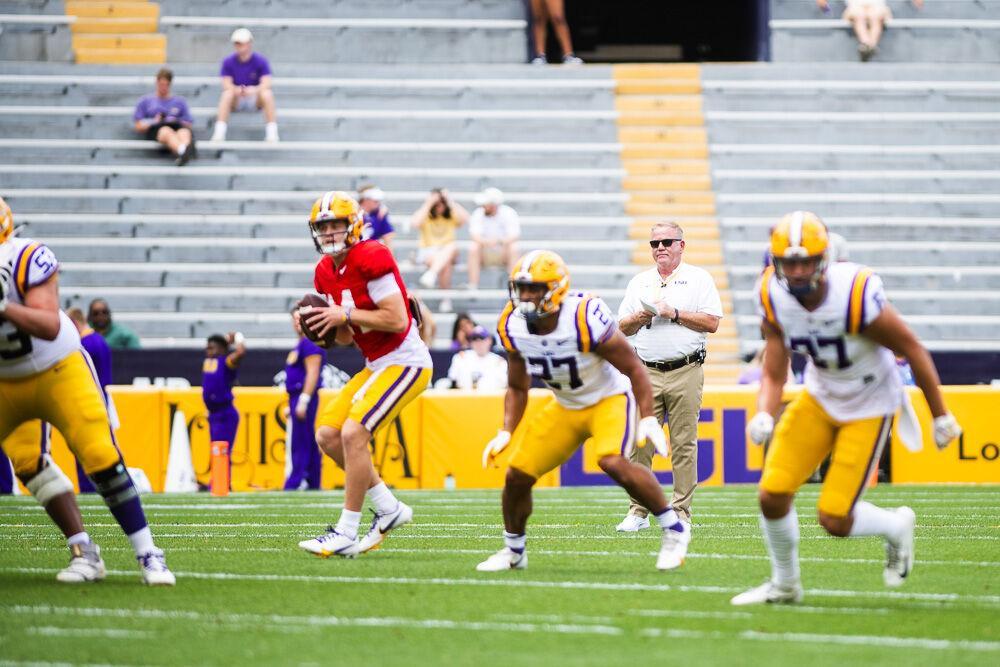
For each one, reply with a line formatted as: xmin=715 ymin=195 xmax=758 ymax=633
xmin=67 ymin=308 xmax=117 ymax=493
xmin=529 ymin=0 xmax=583 ymax=65
xmin=450 ymin=313 xmax=477 ymax=352
xmin=210 ymin=28 xmax=279 ymax=142
xmin=283 ymin=311 xmax=323 ymax=491
xmin=358 ymin=185 xmax=395 ymax=251
xmin=447 ymin=326 xmax=508 ymax=391
xmin=202 ymin=332 xmax=246 ymax=491
xmin=87 ymin=299 xmax=140 ymax=350
xmin=466 ymin=187 xmax=520 ymax=290
xmin=817 ymin=0 xmax=923 ymax=61
xmin=414 ymin=188 xmax=469 ymax=298
xmin=133 ymin=68 xmax=196 ymax=166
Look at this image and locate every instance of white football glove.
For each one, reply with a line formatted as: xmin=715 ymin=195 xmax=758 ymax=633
xmin=481 ymin=430 xmax=512 ymax=469
xmin=933 ymin=413 xmax=962 ymax=450
xmin=634 ymin=416 xmax=669 ymax=458
xmin=746 ymin=412 xmax=775 ymax=445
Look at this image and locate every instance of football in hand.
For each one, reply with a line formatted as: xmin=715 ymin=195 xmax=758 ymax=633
xmin=297 ymin=293 xmax=334 ymax=345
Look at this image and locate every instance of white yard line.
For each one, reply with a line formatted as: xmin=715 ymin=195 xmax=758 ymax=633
xmin=3 ymin=568 xmax=999 ymax=605
xmin=640 ymin=627 xmax=1000 ymax=652
xmin=24 ymin=626 xmax=151 ymax=640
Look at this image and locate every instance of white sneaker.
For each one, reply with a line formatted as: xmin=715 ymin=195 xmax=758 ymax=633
xmin=357 ymin=502 xmax=413 ymax=554
xmin=731 ymin=580 xmax=803 ymax=606
xmin=298 ymin=526 xmax=359 ymax=558
xmin=418 ymin=270 xmax=437 ymax=289
xmin=438 ymin=297 xmax=453 ymax=313
xmin=884 ymin=506 xmax=916 ymax=587
xmin=57 ymin=542 xmax=106 ymax=583
xmin=210 ymin=127 xmax=226 ymax=142
xmin=616 ymin=514 xmax=650 ymax=532
xmin=137 ymin=548 xmax=176 ymax=586
xmin=264 ymin=124 xmax=280 ymax=143
xmin=476 ymin=547 xmax=527 ymax=572
xmin=656 ymin=522 xmax=690 ymax=570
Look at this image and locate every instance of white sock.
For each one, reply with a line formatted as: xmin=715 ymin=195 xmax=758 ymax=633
xmin=367 ymin=481 xmax=398 ymax=514
xmin=503 ymin=530 xmax=526 ymax=554
xmin=761 ymin=507 xmax=800 ymax=585
xmin=848 ymin=500 xmax=906 ymax=544
xmin=67 ymin=531 xmax=91 ymax=547
xmin=127 ymin=526 xmax=155 ymax=556
xmin=653 ymin=507 xmax=681 ymax=530
xmin=265 ymin=122 xmax=279 ymax=140
xmin=177 ymin=143 xmax=187 ymax=156
xmin=336 ymin=509 xmax=362 ymax=539
xmin=212 ymin=121 xmax=227 ymax=140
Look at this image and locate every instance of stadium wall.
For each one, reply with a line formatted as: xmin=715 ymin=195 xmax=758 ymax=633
xmin=42 ymin=386 xmax=1000 ymax=492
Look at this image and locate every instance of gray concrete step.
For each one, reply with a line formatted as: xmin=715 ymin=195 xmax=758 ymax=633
xmin=721 ymin=217 xmax=1000 ymax=242
xmin=158 ymin=0 xmax=526 ymax=20
xmin=771 ymin=0 xmax=1000 ymax=21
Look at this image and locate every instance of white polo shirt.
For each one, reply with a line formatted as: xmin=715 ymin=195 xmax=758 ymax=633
xmin=618 ymin=262 xmax=723 ymax=362
xmin=468 ymin=205 xmax=520 ymax=242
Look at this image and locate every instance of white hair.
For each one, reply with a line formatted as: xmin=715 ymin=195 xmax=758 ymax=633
xmin=650 ymin=221 xmax=684 ymax=239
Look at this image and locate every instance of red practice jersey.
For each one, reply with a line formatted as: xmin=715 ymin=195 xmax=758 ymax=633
xmin=313 ymin=241 xmax=412 ymax=363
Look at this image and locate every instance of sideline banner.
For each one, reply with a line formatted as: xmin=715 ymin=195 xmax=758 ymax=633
xmin=39 ymin=385 xmax=999 ymax=492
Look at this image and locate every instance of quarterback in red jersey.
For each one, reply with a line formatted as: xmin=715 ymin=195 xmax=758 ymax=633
xmin=297 ymin=191 xmax=431 ymax=558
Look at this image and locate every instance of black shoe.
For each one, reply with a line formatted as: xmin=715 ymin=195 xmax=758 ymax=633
xmin=176 ymin=146 xmax=192 ymax=166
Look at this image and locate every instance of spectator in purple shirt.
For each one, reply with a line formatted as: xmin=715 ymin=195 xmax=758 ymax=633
xmin=202 ymin=332 xmax=247 ymax=491
xmin=358 ymin=185 xmax=395 ymax=252
xmin=210 ymin=28 xmax=279 ymax=142
xmin=133 ymin=68 xmax=196 ymax=166
xmin=68 ymin=308 xmax=116 ymax=493
xmin=283 ymin=311 xmax=324 ymax=491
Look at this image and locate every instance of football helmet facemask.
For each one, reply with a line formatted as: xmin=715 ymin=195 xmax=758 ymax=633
xmin=508 ymin=250 xmax=570 ymax=322
xmin=770 ymin=210 xmax=830 ymax=297
xmin=308 ymin=191 xmax=364 ymax=255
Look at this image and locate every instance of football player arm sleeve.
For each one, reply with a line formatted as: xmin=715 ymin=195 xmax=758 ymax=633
xmin=2 ymin=273 xmax=61 ymax=341
xmin=863 ymin=304 xmax=948 ymax=419
xmin=757 ymin=318 xmax=789 ymax=418
xmin=595 ymin=329 xmax=656 ymax=420
xmin=502 ymin=352 xmax=531 ymax=434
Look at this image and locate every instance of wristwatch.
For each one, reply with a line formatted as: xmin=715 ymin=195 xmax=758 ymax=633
xmin=671 ymin=308 xmax=680 ymax=323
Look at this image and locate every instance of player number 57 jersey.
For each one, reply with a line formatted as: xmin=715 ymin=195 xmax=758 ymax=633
xmin=496 ymin=292 xmax=631 ymax=409
xmin=0 ymin=237 xmax=81 ymax=379
xmin=757 ymin=261 xmax=902 ymax=421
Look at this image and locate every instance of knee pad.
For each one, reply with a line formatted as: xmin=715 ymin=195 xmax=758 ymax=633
xmin=89 ymin=460 xmax=138 ymax=508
xmin=24 ymin=456 xmax=74 ymax=506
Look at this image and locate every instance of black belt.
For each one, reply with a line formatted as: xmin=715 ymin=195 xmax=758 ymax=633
xmin=642 ymin=349 xmax=706 ymax=373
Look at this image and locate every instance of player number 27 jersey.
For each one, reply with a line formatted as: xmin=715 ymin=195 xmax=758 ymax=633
xmin=496 ymin=292 xmax=631 ymax=409
xmin=757 ymin=261 xmax=902 ymax=421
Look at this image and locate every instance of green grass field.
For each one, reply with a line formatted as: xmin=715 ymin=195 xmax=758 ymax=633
xmin=1 ymin=485 xmax=998 ymax=666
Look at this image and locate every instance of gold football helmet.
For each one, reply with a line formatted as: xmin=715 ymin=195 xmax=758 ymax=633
xmin=770 ymin=210 xmax=830 ymax=296
xmin=508 ymin=250 xmax=570 ymax=321
xmin=308 ymin=191 xmax=364 ymax=255
xmin=0 ymin=196 xmax=13 ymax=245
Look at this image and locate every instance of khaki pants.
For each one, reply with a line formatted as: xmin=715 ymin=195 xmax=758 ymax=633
xmin=627 ymin=361 xmax=704 ymax=522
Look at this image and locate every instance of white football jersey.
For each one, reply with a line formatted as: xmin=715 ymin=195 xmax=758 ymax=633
xmin=496 ymin=292 xmax=631 ymax=409
xmin=0 ymin=237 xmax=81 ymax=378
xmin=756 ymin=261 xmax=902 ymax=422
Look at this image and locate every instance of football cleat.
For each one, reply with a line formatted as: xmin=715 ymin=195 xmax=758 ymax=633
xmin=656 ymin=522 xmax=691 ymax=571
xmin=883 ymin=506 xmax=916 ymax=588
xmin=298 ymin=526 xmax=360 ymax=558
xmin=476 ymin=547 xmax=527 ymax=572
xmin=730 ymin=580 xmax=804 ymax=606
xmin=357 ymin=502 xmax=414 ymax=554
xmin=57 ymin=542 xmax=106 ymax=583
xmin=137 ymin=548 xmax=176 ymax=586
xmin=616 ymin=514 xmax=650 ymax=532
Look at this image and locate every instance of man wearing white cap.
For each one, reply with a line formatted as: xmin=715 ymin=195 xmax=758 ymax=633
xmin=211 ymin=28 xmax=279 ymax=142
xmin=357 ymin=185 xmax=395 ymax=252
xmin=467 ymin=187 xmax=520 ymax=289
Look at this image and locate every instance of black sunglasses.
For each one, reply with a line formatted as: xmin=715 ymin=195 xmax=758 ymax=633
xmin=649 ymin=239 xmax=682 ymax=249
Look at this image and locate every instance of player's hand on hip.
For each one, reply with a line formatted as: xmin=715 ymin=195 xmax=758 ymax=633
xmin=482 ymin=430 xmax=512 ymax=468
xmin=747 ymin=412 xmax=775 ymax=445
xmin=305 ymin=305 xmax=347 ymax=339
xmin=635 ymin=416 xmax=669 ymax=458
xmin=933 ymin=413 xmax=962 ymax=450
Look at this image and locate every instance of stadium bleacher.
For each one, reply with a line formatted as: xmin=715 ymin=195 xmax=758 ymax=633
xmin=0 ymin=0 xmax=998 ymax=380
